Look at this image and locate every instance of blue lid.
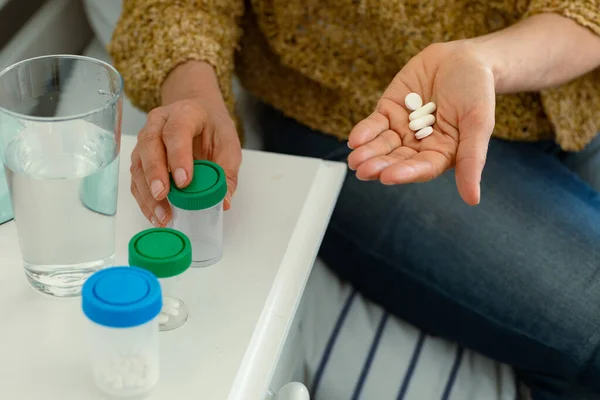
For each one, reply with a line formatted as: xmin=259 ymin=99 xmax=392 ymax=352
xmin=82 ymin=266 xmax=162 ymax=328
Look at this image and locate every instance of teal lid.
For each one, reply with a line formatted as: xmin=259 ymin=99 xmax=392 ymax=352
xmin=128 ymin=228 xmax=192 ymax=278
xmin=168 ymin=160 xmax=227 ymax=210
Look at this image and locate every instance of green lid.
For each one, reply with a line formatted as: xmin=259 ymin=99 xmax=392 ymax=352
xmin=128 ymin=228 xmax=192 ymax=278
xmin=168 ymin=160 xmax=227 ymax=210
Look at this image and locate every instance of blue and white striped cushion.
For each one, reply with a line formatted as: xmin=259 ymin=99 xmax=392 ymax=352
xmin=300 ymin=260 xmax=518 ymax=400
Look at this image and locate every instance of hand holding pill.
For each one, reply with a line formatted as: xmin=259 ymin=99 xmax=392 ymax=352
xmin=347 ymin=41 xmax=496 ymax=205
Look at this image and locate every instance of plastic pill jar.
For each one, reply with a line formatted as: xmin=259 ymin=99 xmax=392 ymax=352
xmin=129 ymin=227 xmax=192 ymax=331
xmin=82 ymin=266 xmax=162 ymax=400
xmin=168 ymin=160 xmax=227 ymax=267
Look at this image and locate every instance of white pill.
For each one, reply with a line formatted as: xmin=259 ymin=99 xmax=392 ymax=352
xmin=404 ymin=93 xmax=423 ymax=111
xmin=166 ymin=307 xmax=180 ymax=317
xmin=409 ymin=114 xmax=436 ymax=131
xmin=415 ymin=126 xmax=433 ymax=139
xmin=164 ymin=297 xmax=180 ymax=309
xmin=409 ymin=102 xmax=437 ymax=121
xmin=157 ymin=313 xmax=169 ymax=324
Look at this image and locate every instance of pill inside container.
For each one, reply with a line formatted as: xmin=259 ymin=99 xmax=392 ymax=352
xmin=82 ymin=266 xmax=162 ymax=400
xmin=168 ymin=160 xmax=227 ymax=268
xmin=129 ymin=227 xmax=192 ymax=331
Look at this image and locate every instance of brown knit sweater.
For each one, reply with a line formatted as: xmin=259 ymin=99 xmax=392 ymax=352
xmin=109 ymin=0 xmax=600 ymax=151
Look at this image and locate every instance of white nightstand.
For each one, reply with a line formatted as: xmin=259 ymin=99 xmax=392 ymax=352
xmin=0 ymin=135 xmax=345 ymax=399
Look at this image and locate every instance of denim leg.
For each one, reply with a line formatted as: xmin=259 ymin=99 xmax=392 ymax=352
xmin=258 ymin=105 xmax=600 ymax=400
xmin=559 ymin=135 xmax=600 ymax=400
xmin=563 ymin=384 xmax=600 ymax=400
xmin=562 ymin=134 xmax=600 ymax=192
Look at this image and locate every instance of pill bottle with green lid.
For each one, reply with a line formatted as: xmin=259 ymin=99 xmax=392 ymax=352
xmin=168 ymin=160 xmax=226 ymax=268
xmin=129 ymin=228 xmax=192 ymax=331
xmin=82 ymin=266 xmax=162 ymax=399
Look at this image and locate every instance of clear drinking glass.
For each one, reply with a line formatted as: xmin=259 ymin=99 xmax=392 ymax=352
xmin=0 ymin=55 xmax=123 ymax=297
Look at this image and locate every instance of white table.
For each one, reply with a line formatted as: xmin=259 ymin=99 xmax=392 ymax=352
xmin=0 ymin=135 xmax=346 ymax=399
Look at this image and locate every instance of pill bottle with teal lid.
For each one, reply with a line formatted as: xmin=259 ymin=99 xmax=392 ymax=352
xmin=168 ymin=160 xmax=226 ymax=268
xmin=82 ymin=266 xmax=162 ymax=400
xmin=129 ymin=227 xmax=192 ymax=331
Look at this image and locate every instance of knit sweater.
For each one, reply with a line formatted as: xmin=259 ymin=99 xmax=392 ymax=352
xmin=109 ymin=0 xmax=600 ymax=151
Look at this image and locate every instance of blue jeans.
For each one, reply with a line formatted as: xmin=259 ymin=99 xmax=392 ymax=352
xmin=257 ymin=104 xmax=600 ymax=400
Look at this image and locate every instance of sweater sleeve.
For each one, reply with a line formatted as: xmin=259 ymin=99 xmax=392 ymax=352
xmin=108 ymin=0 xmax=244 ymax=114
xmin=524 ymin=0 xmax=600 ymax=151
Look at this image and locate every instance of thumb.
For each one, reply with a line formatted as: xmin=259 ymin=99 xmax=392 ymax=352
xmin=223 ymin=176 xmax=238 ymax=211
xmin=455 ymin=107 xmax=494 ymax=206
xmin=212 ymin=140 xmax=242 ymax=211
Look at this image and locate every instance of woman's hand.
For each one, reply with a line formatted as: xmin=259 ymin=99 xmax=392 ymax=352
xmin=130 ymin=62 xmax=241 ymax=227
xmin=347 ymin=41 xmax=496 ymax=205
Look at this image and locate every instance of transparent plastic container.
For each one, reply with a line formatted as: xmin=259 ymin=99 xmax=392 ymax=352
xmin=82 ymin=266 xmax=162 ymax=399
xmin=168 ymin=160 xmax=226 ymax=267
xmin=170 ymin=203 xmax=223 ymax=267
xmin=158 ymin=274 xmax=187 ymax=329
xmin=129 ymin=228 xmax=192 ymax=331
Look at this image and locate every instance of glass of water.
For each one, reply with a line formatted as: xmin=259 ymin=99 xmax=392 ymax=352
xmin=0 ymin=55 xmax=123 ymax=297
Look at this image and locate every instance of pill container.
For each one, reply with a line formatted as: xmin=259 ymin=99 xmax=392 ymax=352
xmin=129 ymin=227 xmax=192 ymax=331
xmin=168 ymin=160 xmax=227 ymax=267
xmin=82 ymin=266 xmax=162 ymax=400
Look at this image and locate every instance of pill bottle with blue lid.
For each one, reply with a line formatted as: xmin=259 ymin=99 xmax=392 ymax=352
xmin=129 ymin=227 xmax=192 ymax=331
xmin=82 ymin=266 xmax=162 ymax=400
xmin=168 ymin=160 xmax=226 ymax=268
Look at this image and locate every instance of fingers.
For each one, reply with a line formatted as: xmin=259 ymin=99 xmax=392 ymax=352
xmin=355 ymin=147 xmax=417 ymax=181
xmin=455 ymin=108 xmax=494 ymax=206
xmin=131 ymin=149 xmax=172 ymax=226
xmin=348 ymin=130 xmax=402 ymax=171
xmin=348 ymin=66 xmax=422 ymax=149
xmin=137 ymin=108 xmax=170 ymax=201
xmin=137 ymin=100 xmax=241 ymax=214
xmin=347 ymin=108 xmax=390 ymax=149
xmin=131 ymin=182 xmax=172 ymax=226
xmin=348 ymin=96 xmax=411 ymax=149
xmin=379 ymin=150 xmax=452 ymax=185
xmin=162 ymin=104 xmax=200 ymax=189
xmin=223 ymin=173 xmax=239 ymax=211
xmin=211 ymin=126 xmax=242 ymax=211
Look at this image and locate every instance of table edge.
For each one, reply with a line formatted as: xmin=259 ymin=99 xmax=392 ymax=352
xmin=227 ymin=160 xmax=347 ymax=399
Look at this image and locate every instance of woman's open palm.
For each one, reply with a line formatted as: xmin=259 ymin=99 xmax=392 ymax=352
xmin=347 ymin=42 xmax=497 ymax=205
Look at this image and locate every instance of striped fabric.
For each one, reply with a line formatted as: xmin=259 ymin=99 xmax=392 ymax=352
xmin=300 ymin=260 xmax=518 ymax=400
